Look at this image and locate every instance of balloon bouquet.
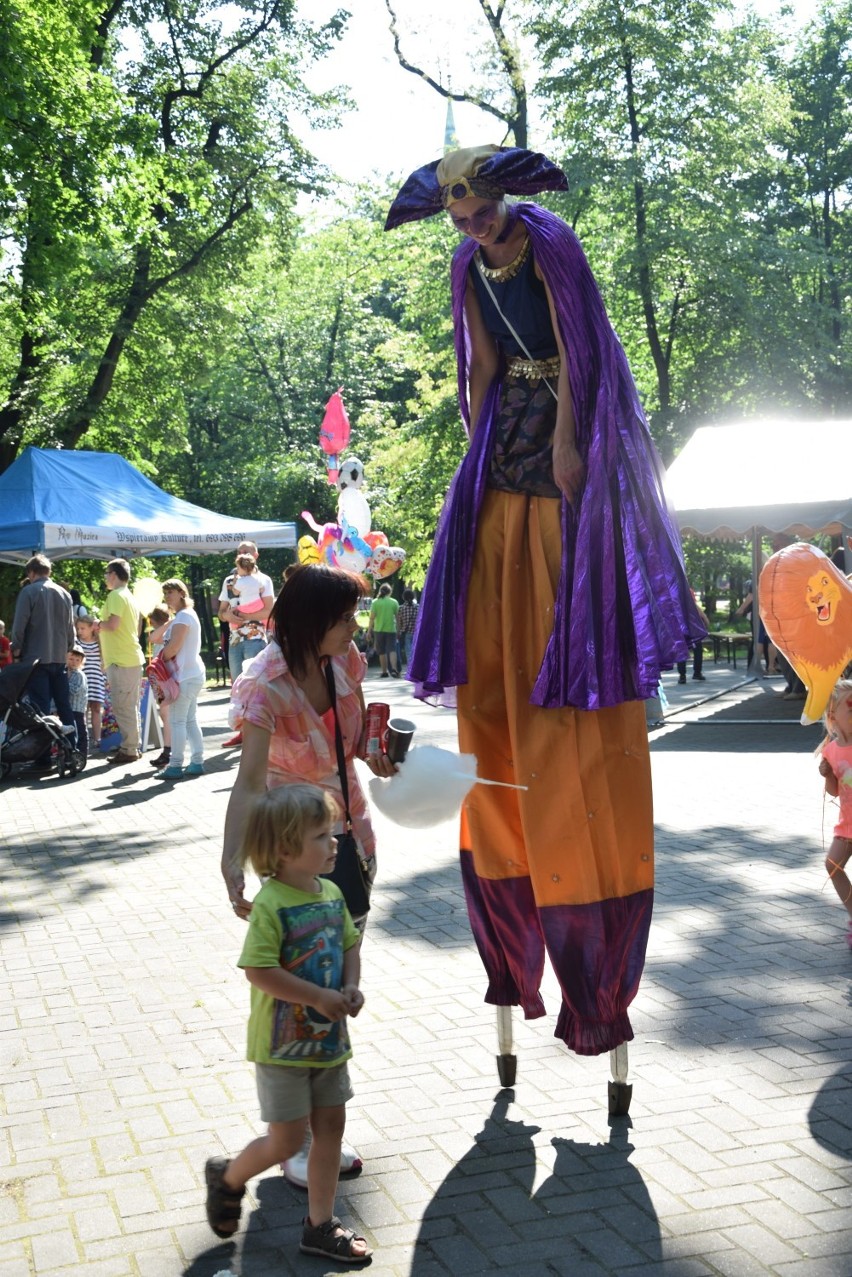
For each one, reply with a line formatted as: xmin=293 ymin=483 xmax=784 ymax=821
xmin=297 ymin=389 xmax=406 ymax=580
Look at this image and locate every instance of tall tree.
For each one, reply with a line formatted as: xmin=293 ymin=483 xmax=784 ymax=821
xmin=384 ymin=0 xmax=529 ymax=147
xmin=774 ymin=1 xmax=852 ymax=410
xmin=529 ymin=0 xmax=785 ymax=452
xmin=0 ymin=0 xmax=346 ymax=472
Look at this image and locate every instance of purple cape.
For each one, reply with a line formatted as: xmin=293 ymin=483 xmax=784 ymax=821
xmin=408 ymin=204 xmax=705 ymax=711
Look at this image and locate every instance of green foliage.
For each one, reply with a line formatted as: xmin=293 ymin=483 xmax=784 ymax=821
xmin=0 ymin=0 xmax=347 ymax=470
xmin=681 ymin=536 xmax=751 ymax=620
xmin=527 ymin=0 xmax=852 ymax=455
xmin=154 ymin=196 xmax=465 ymax=587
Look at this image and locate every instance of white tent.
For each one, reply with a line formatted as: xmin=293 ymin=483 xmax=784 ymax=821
xmin=666 ymin=419 xmax=852 ymax=540
xmin=667 ymin=418 xmax=852 ymax=676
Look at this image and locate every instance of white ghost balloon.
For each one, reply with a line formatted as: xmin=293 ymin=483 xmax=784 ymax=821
xmin=338 ymin=485 xmax=371 ymax=536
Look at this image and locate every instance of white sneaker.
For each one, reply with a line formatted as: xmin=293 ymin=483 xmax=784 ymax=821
xmin=281 ymin=1131 xmax=363 ymax=1187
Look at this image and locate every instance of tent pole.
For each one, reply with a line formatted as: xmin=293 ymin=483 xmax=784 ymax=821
xmin=748 ymin=526 xmax=763 ymax=676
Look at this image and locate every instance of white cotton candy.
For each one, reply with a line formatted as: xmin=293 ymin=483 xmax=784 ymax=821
xmin=367 ymin=745 xmax=526 ymax=829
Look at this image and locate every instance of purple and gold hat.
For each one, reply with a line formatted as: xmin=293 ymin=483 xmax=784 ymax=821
xmin=385 ymin=145 xmax=569 ymax=230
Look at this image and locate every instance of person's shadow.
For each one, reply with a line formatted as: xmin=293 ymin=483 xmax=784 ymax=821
xmin=411 ymin=1094 xmax=661 ymax=1273
xmin=808 ymin=1060 xmax=852 ymax=1162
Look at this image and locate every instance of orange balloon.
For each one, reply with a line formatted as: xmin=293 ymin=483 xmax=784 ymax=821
xmin=759 ymin=544 xmax=852 ymax=723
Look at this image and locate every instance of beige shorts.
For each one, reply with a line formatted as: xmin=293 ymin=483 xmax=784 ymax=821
xmin=255 ymin=1061 xmax=353 ymax=1123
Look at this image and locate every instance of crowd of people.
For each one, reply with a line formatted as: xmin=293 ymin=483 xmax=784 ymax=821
xmin=0 ymin=542 xmax=416 ymax=783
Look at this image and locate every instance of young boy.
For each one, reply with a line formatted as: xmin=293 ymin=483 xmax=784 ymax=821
xmin=66 ymin=645 xmax=89 ymax=758
xmin=205 ymin=784 xmax=371 ymax=1263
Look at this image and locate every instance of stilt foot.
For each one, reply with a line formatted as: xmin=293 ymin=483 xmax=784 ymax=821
xmin=608 ymin=1080 xmax=632 ymax=1116
xmin=497 ymin=1054 xmax=517 ymax=1088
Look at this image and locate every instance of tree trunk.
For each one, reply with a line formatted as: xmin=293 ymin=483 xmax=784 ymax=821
xmin=0 ymin=220 xmax=49 ymax=470
xmin=621 ymin=39 xmax=670 ymax=416
xmin=58 ymin=245 xmax=152 ymax=449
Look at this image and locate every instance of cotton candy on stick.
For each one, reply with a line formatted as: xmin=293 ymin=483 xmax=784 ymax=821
xmin=367 ymin=744 xmax=527 ymax=829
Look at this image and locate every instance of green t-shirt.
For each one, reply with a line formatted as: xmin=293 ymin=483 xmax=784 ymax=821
xmin=370 ymin=596 xmax=399 ymax=633
xmin=239 ymin=877 xmax=359 ymax=1068
xmin=99 ymin=586 xmax=143 ymax=668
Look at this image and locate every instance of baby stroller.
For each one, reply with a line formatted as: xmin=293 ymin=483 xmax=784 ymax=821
xmin=0 ymin=661 xmax=85 ymax=781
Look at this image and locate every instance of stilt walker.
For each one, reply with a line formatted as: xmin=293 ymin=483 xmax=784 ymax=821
xmin=385 ymin=146 xmax=705 ymax=1110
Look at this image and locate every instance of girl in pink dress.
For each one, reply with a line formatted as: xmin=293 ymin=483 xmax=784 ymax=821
xmin=817 ymin=678 xmax=852 ymax=947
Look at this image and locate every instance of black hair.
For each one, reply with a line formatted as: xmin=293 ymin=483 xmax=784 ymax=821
xmin=271 ymin=564 xmax=364 ymax=677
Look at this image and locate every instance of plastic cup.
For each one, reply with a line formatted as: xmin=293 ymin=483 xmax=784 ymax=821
xmin=385 ymin=717 xmax=416 ymax=764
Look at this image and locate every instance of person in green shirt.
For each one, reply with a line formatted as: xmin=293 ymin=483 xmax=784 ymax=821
xmin=366 ymin=582 xmax=400 ymax=678
xmin=204 ymin=783 xmax=372 ymax=1264
xmin=97 ymin=558 xmax=144 ymax=764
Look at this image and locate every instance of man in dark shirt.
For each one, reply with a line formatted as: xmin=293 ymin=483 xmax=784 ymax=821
xmin=10 ymin=554 xmax=77 ymax=763
xmin=396 ymin=589 xmax=419 ymax=669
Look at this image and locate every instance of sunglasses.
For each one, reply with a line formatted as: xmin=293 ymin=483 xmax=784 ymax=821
xmin=448 ymin=201 xmax=498 ymax=235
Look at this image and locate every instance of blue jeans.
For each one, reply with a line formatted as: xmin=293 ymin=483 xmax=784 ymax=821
xmin=27 ymin=663 xmax=76 ymax=752
xmin=228 ymin=637 xmax=266 ymax=683
xmin=169 ymin=676 xmax=205 ymax=768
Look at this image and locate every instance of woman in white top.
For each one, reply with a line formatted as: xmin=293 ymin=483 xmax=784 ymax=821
xmin=156 ymin=579 xmax=206 ymax=779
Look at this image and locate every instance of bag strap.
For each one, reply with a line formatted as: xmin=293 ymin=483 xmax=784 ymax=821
xmin=323 ymin=658 xmax=353 ymax=831
xmin=475 ymin=255 xmax=559 ymax=403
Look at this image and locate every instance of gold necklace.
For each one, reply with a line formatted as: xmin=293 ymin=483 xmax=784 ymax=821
xmin=475 ymin=234 xmax=531 ymax=283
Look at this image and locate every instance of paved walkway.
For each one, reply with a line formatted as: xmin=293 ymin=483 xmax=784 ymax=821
xmin=1 ymin=664 xmax=851 ymax=1276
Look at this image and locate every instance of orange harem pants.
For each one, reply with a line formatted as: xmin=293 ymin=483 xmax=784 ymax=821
xmin=457 ymin=489 xmax=654 ymax=1056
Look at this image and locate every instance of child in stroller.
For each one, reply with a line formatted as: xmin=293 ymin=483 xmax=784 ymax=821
xmin=0 ymin=661 xmax=86 ymax=780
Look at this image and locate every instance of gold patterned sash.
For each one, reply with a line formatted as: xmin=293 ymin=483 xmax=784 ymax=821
xmin=505 ymin=355 xmax=561 ymax=382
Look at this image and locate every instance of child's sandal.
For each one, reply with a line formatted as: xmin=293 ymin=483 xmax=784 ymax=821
xmin=204 ymin=1156 xmax=244 ymax=1238
xmin=299 ymin=1215 xmax=373 ymax=1263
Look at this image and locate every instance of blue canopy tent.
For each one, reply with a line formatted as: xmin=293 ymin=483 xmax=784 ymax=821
xmin=0 ymin=448 xmax=296 ymax=564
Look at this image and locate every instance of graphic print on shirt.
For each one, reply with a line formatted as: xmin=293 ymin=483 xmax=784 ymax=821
xmin=270 ymin=899 xmax=349 ymax=1062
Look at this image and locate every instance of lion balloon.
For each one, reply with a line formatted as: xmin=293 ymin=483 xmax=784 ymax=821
xmin=759 ymin=543 xmax=852 ymax=724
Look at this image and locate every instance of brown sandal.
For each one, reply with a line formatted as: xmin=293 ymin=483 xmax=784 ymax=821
xmin=204 ymin=1156 xmax=244 ymax=1238
xmin=299 ymin=1215 xmax=372 ymax=1263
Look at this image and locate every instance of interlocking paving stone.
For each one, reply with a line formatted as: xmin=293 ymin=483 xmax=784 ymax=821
xmin=2 ymin=671 xmax=852 ymax=1274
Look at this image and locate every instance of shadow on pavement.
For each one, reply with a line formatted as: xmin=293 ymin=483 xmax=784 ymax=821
xmin=651 ymin=686 xmax=822 ymax=754
xmin=0 ymin=829 xmax=169 ymax=930
xmin=808 ymin=1061 xmax=852 ymax=1161
xmin=410 ymin=1093 xmax=659 ymax=1273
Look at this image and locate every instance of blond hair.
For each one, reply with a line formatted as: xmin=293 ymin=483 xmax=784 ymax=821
xmin=240 ymin=784 xmax=339 ymax=877
xmin=161 ymin=578 xmax=192 ymax=607
xmin=817 ymin=678 xmax=852 ymax=754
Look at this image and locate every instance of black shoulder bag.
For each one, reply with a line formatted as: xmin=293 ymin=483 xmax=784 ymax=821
xmin=322 ymin=659 xmax=371 ymax=918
